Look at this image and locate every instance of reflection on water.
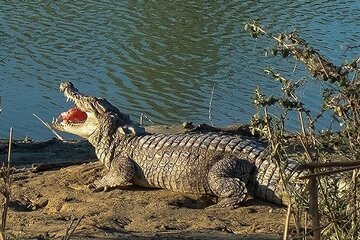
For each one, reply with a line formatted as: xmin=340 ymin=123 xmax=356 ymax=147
xmin=0 ymin=0 xmax=359 ymax=139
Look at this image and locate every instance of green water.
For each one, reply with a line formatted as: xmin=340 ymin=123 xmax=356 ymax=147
xmin=0 ymin=0 xmax=359 ymax=139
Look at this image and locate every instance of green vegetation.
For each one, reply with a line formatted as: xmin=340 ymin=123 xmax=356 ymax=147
xmin=245 ymin=20 xmax=360 ymax=239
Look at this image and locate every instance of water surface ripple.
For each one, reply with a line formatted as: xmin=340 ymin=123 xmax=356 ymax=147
xmin=0 ymin=0 xmax=359 ymax=139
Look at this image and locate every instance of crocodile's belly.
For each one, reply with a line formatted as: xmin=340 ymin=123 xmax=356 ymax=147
xmin=128 ymin=132 xmax=266 ymax=195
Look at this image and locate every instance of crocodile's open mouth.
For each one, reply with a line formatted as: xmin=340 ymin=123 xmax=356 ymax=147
xmin=58 ymin=107 xmax=87 ymax=124
xmin=52 ymin=82 xmax=90 ymax=127
xmin=52 ymin=106 xmax=88 ymax=127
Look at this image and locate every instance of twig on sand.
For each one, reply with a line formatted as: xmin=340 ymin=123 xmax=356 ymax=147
xmin=283 ymin=204 xmax=291 ymax=240
xmin=31 ymin=160 xmax=95 ymax=173
xmin=33 ymin=113 xmax=64 ymax=141
xmin=62 ymin=215 xmax=84 ymax=240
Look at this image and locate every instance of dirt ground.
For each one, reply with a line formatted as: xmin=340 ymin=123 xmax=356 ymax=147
xmin=1 ymin=125 xmax=289 ymax=239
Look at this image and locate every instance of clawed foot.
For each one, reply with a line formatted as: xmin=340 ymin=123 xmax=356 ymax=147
xmin=88 ymin=178 xmax=111 ymax=192
xmin=88 ymin=156 xmax=134 ymax=193
xmin=206 ymin=197 xmax=246 ymax=210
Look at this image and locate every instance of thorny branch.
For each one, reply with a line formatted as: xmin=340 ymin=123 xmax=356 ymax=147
xmin=245 ymin=20 xmax=360 ymax=239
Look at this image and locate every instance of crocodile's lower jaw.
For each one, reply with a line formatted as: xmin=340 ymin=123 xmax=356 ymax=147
xmin=52 ymin=110 xmax=98 ymax=139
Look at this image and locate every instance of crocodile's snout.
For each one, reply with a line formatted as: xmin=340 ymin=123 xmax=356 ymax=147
xmin=60 ymin=82 xmax=77 ymax=92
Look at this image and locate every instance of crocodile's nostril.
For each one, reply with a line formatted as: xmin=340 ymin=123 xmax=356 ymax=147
xmin=59 ymin=82 xmax=74 ymax=92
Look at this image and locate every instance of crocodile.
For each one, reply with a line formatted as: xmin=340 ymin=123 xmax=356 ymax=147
xmin=52 ymin=82 xmax=303 ymax=208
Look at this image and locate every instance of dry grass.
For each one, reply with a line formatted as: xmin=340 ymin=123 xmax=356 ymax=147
xmin=0 ymin=128 xmax=14 ymax=240
xmin=245 ymin=20 xmax=360 ymax=239
xmin=0 ymin=127 xmax=81 ymax=240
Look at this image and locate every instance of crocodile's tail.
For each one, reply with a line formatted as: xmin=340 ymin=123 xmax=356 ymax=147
xmin=247 ymin=158 xmax=304 ymax=206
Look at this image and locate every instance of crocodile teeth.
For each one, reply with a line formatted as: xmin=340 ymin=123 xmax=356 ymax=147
xmin=65 ymin=97 xmax=76 ymax=103
xmin=52 ymin=117 xmax=61 ymax=125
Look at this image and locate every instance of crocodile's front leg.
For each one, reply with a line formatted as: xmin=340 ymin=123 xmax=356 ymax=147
xmin=89 ymin=156 xmax=135 ymax=192
xmin=208 ymin=157 xmax=255 ymax=209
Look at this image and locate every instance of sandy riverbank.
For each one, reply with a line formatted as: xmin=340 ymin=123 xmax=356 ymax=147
xmin=2 ymin=124 xmax=288 ymax=239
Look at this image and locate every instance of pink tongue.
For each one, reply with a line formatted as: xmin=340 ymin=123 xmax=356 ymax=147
xmin=61 ymin=107 xmax=87 ymax=123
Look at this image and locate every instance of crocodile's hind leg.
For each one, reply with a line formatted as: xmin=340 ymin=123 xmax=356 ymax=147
xmin=208 ymin=157 xmax=255 ymax=209
xmin=89 ymin=156 xmax=135 ymax=192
